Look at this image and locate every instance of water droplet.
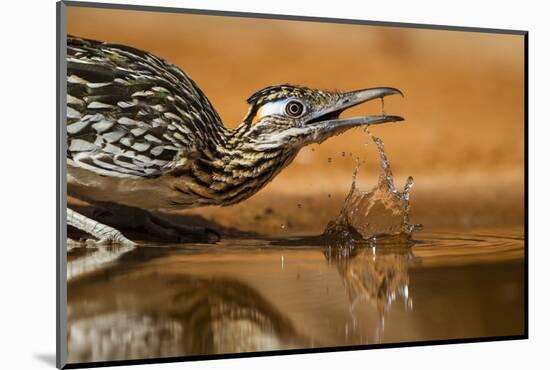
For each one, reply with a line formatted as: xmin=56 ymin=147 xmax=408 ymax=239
xmin=403 ymin=176 xmax=414 ymax=199
xmin=351 ymin=158 xmax=360 ymax=190
xmin=280 ymin=224 xmax=286 ymax=229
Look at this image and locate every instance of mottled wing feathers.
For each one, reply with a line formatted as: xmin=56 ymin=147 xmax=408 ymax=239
xmin=66 ymin=36 xmax=222 ymax=178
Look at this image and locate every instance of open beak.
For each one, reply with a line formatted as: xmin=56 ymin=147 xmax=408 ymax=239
xmin=304 ymin=87 xmax=404 ymax=142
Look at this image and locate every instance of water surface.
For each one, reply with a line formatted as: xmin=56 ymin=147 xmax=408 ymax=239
xmin=66 ymin=227 xmax=524 ymax=363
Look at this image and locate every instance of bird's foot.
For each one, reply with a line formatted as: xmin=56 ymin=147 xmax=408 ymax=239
xmin=67 ymin=236 xmax=135 ymax=249
xmin=67 ymin=208 xmax=136 ymax=246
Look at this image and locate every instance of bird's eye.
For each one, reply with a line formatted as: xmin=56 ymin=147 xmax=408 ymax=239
xmin=285 ymin=101 xmax=305 ymax=117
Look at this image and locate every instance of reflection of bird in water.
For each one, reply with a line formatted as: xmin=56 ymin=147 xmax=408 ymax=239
xmin=324 ymin=237 xmax=413 ymax=340
xmin=66 ymin=36 xmax=403 ymax=244
xmin=68 ymin=270 xmax=305 ymax=363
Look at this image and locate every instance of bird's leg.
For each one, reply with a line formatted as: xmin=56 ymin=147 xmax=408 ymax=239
xmin=67 ymin=208 xmax=136 ymax=246
xmin=142 ymin=213 xmax=220 ymax=243
xmin=89 ymin=202 xmax=221 ymax=244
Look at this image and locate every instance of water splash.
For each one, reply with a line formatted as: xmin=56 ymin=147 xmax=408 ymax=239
xmin=323 ymin=131 xmax=420 ymax=342
xmin=324 ymin=131 xmax=422 ymax=245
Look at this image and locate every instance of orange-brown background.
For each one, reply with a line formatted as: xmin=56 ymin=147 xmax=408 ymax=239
xmin=67 ymin=7 xmax=525 ymax=234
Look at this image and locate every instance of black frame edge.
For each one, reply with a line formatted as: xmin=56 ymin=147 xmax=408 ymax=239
xmin=523 ymin=32 xmax=529 ymax=338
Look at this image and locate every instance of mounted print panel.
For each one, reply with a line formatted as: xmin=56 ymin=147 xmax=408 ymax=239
xmin=57 ymin=1 xmax=527 ymax=368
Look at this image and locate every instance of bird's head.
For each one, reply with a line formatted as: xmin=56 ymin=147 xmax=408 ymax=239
xmin=233 ymin=84 xmax=403 ymax=151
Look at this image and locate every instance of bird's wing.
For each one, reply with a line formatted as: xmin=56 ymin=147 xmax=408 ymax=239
xmin=66 ymin=36 xmax=222 ymax=178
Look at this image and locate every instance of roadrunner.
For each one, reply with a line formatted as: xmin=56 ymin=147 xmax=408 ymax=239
xmin=66 ymin=36 xmax=404 ymax=245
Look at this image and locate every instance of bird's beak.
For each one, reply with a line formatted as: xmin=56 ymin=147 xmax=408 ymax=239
xmin=304 ymin=87 xmax=404 ymax=143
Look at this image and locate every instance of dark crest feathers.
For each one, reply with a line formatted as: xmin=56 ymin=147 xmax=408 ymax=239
xmin=246 ymin=84 xmax=303 ymax=105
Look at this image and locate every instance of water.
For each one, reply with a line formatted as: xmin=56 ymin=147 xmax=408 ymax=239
xmin=66 ymin=229 xmax=524 ymax=363
xmin=65 ymin=134 xmax=524 ymax=364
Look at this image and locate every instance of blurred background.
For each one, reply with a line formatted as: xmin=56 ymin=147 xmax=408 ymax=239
xmin=67 ymin=7 xmax=525 ymax=235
